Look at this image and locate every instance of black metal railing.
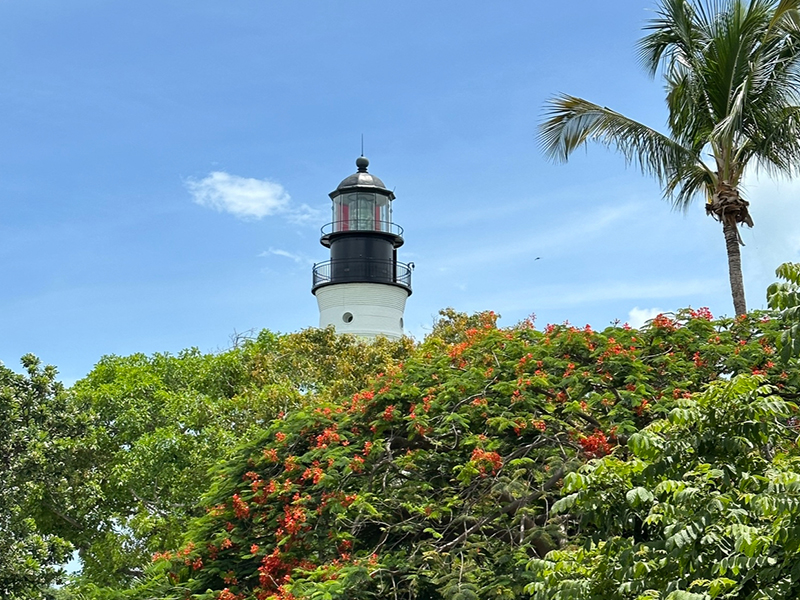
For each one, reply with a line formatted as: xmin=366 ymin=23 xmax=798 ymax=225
xmin=312 ymin=258 xmax=412 ymax=291
xmin=320 ymin=220 xmax=404 ymax=238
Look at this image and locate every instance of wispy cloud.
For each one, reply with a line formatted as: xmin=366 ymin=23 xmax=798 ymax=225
xmin=259 ymin=247 xmax=315 ymax=265
xmin=186 ymin=171 xmax=319 ymax=223
xmin=433 ymin=201 xmax=642 ymax=270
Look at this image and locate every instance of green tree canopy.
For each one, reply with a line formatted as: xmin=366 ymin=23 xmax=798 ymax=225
xmin=0 ymin=355 xmax=76 ymax=599
xmin=767 ymin=261 xmax=800 ymax=359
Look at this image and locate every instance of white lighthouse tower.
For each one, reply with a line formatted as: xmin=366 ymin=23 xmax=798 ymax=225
xmin=311 ymin=156 xmax=412 ymax=340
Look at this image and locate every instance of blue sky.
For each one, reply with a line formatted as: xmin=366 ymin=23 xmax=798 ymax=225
xmin=1 ymin=0 xmax=799 ymax=384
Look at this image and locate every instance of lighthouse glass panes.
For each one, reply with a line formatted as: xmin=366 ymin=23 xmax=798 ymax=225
xmin=332 ymin=192 xmax=391 ymax=233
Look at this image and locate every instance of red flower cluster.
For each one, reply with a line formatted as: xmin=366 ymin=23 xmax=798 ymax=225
xmin=689 ymin=307 xmax=713 ymax=320
xmin=279 ymin=504 xmax=308 ymax=537
xmin=341 ymin=493 xmax=357 ymax=508
xmin=517 ymin=353 xmax=534 ymax=373
xmin=301 ymin=462 xmax=324 ymax=484
xmin=578 ymin=430 xmax=613 ymax=458
xmin=217 ymin=588 xmax=243 ymax=600
xmin=421 ymin=395 xmax=433 ymax=412
xmin=651 ymin=314 xmax=678 ymax=331
xmin=449 ymin=341 xmax=469 ymax=359
xmin=152 ymin=550 xmax=172 ymax=562
xmin=257 ymin=548 xmax=296 ymax=593
xmin=344 ymin=389 xmax=376 ymax=414
xmin=232 ymin=494 xmax=250 ymax=519
xmin=314 ymin=425 xmax=341 ymax=448
xmin=470 ymin=448 xmax=503 ymax=475
xmin=634 ymin=399 xmax=649 ymax=416
xmin=597 ymin=338 xmax=636 ymax=364
xmin=349 ymin=454 xmax=365 ymax=473
xmin=222 ymin=570 xmax=237 ymax=584
xmin=283 ymin=456 xmax=299 ymax=473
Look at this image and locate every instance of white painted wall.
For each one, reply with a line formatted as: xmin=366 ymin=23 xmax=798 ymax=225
xmin=315 ymin=282 xmax=408 ymax=340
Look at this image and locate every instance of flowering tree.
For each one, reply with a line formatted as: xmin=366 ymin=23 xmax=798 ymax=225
xmin=150 ymin=309 xmax=794 ymax=600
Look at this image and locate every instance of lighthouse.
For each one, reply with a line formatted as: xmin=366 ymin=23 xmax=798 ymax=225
xmin=311 ymin=156 xmax=412 ymax=340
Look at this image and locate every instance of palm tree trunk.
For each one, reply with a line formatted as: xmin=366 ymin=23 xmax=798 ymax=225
xmin=708 ymin=182 xmax=752 ymax=316
xmin=723 ymin=218 xmax=747 ymax=315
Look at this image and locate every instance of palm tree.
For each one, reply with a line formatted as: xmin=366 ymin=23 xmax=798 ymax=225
xmin=540 ymin=0 xmax=800 ymax=315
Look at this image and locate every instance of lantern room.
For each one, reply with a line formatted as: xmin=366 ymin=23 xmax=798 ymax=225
xmin=330 ymin=156 xmax=392 ymax=234
xmin=332 ymin=189 xmax=392 ymax=233
xmin=319 ymin=155 xmax=404 ymax=249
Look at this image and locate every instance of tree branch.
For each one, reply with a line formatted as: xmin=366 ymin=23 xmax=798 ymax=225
xmin=436 ymin=467 xmax=565 ymax=552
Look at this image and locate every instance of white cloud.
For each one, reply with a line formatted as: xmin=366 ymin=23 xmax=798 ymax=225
xmin=259 ymin=248 xmax=314 ymax=265
xmin=627 ymin=306 xmax=663 ymax=328
xmin=739 ymin=176 xmax=800 ymax=301
xmin=186 ymin=171 xmax=319 ymax=223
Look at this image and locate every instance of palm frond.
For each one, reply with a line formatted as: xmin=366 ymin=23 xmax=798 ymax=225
xmin=700 ymin=0 xmax=769 ymax=127
xmin=666 ymin=62 xmax=717 ymax=148
xmin=739 ymin=104 xmax=800 ymax=174
xmin=769 ymin=0 xmax=800 ymax=31
xmin=652 ymin=0 xmax=800 ymax=177
xmin=638 ymin=0 xmax=708 ymax=77
xmin=665 ymin=160 xmax=717 ymax=209
xmin=540 ymin=95 xmax=698 ymax=184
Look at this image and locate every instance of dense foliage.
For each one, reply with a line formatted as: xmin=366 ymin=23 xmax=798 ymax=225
xmin=768 ymin=262 xmax=800 ymax=360
xmin=0 ymin=356 xmax=76 ymax=599
xmin=529 ymin=374 xmax=800 ymax=599
xmin=144 ymin=309 xmax=796 ymax=600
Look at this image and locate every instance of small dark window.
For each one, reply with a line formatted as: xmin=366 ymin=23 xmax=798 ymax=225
xmin=343 ymin=312 xmax=354 ymax=323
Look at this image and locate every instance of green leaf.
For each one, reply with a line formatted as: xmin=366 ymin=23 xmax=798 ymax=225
xmin=626 ymin=487 xmax=655 ymax=508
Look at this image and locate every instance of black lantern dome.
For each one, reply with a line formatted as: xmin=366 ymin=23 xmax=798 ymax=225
xmin=334 ymin=156 xmax=388 ymax=190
